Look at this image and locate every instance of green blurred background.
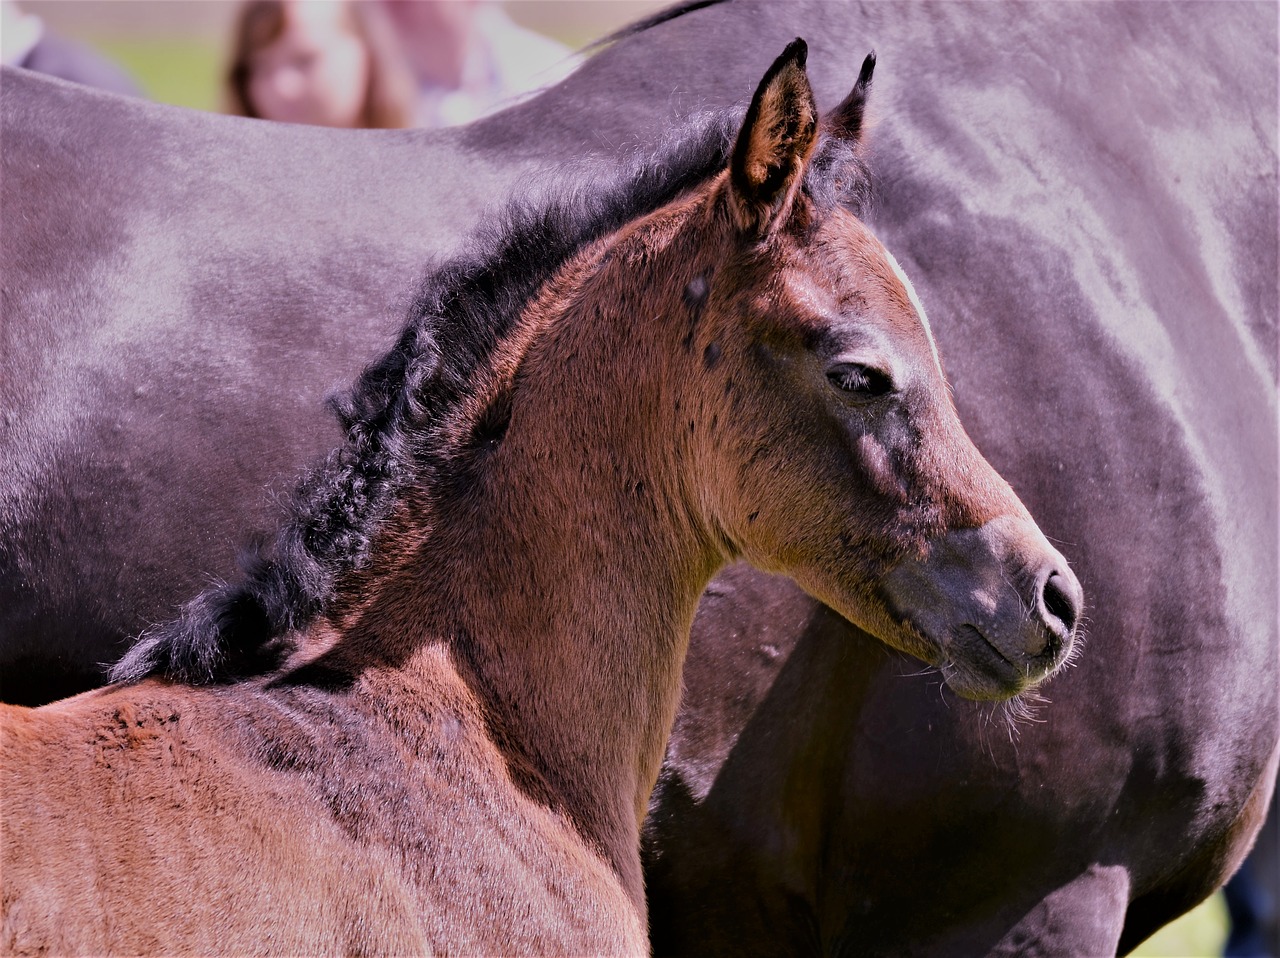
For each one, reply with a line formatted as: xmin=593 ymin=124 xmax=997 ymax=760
xmin=10 ymin=3 xmax=1238 ymax=954
xmin=22 ymin=1 xmax=667 ymax=112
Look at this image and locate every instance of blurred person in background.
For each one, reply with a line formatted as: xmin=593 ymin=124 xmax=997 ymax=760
xmin=378 ymin=0 xmax=578 ymax=126
xmin=2 ymin=0 xmax=139 ymax=96
xmin=227 ymin=0 xmax=416 ymax=128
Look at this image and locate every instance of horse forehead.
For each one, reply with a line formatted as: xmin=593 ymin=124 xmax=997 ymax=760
xmin=771 ymin=218 xmax=942 ymax=364
xmin=832 ymin=221 xmax=942 ymax=374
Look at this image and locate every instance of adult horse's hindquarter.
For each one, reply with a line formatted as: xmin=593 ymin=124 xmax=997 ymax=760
xmin=2 ymin=45 xmax=1079 ymax=954
xmin=0 ymin=67 xmax=492 ymax=704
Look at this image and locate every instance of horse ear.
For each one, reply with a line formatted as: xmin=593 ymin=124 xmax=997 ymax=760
xmin=729 ymin=38 xmax=819 ymax=235
xmin=825 ymin=52 xmax=876 ymax=143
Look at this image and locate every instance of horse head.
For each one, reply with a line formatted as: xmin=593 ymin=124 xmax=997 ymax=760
xmin=687 ymin=40 xmax=1083 ymax=700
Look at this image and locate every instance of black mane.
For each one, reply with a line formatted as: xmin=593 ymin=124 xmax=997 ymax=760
xmin=110 ymin=115 xmax=868 ymax=687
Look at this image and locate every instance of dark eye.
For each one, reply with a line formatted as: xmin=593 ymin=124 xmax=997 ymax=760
xmin=826 ymin=362 xmax=894 ymax=400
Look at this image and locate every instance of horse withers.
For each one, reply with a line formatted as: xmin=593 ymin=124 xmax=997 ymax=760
xmin=1 ymin=44 xmax=1080 ymax=954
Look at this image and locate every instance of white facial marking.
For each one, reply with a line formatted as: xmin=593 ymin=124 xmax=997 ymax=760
xmin=883 ymin=248 xmax=942 ymax=376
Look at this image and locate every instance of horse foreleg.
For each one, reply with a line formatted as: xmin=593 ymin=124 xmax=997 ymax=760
xmin=989 ymin=864 xmax=1130 ymax=958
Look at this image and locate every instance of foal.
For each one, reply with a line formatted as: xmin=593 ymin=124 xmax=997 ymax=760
xmin=2 ymin=42 xmax=1080 ymax=955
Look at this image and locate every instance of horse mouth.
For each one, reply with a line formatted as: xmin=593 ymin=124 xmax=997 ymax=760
xmin=945 ymin=624 xmax=1035 ymax=700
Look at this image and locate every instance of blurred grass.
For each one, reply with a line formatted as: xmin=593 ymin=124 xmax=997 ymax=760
xmin=96 ymin=37 xmax=223 ymax=112
xmin=1132 ymin=892 xmax=1229 ymax=958
xmin=35 ymin=2 xmax=665 ymax=116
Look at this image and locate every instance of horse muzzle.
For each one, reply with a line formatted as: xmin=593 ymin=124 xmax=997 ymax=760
xmin=882 ymin=515 xmax=1084 ymax=700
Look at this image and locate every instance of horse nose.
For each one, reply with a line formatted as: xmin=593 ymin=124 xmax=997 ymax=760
xmin=1030 ymin=563 xmax=1083 ymax=654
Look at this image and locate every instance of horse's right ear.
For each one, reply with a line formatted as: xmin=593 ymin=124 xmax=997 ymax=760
xmin=729 ymin=38 xmax=819 ymax=236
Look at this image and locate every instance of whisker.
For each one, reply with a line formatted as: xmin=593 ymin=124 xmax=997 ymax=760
xmin=896 ymin=665 xmax=939 ymax=679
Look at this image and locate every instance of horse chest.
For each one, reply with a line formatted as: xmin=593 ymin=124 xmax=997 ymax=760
xmin=242 ymin=679 xmax=649 ymax=954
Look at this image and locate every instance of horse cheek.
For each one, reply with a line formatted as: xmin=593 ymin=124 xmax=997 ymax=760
xmin=854 ymin=432 xmax=911 ymax=507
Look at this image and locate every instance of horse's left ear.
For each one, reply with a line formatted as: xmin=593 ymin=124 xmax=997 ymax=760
xmin=729 ymin=38 xmax=819 ymax=236
xmin=825 ymin=52 xmax=876 ymax=143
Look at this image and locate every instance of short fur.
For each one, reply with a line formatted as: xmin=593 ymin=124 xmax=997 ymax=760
xmin=3 ymin=3 xmax=1275 ymax=954
xmin=3 ymin=45 xmax=1076 ymax=955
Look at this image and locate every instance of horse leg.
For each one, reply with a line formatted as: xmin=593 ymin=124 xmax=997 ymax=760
xmin=989 ymin=865 xmax=1130 ymax=958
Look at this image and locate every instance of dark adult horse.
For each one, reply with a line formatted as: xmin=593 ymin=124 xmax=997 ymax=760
xmin=3 ymin=1 xmax=1276 ymax=954
xmin=636 ymin=4 xmax=1280 ymax=956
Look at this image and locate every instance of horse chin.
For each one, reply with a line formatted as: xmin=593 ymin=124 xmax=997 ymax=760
xmin=937 ymin=623 xmax=1070 ymax=702
xmin=791 ymin=582 xmax=1064 ymax=702
xmin=939 ymin=647 xmax=1038 ymax=702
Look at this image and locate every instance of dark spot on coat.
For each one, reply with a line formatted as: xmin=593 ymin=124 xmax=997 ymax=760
xmin=703 ymin=342 xmax=721 ymax=369
xmin=684 ymin=274 xmax=710 ymax=308
xmin=683 ymin=274 xmax=711 ymax=351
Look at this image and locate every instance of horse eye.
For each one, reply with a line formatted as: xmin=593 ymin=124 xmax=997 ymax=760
xmin=826 ymin=362 xmax=894 ymax=399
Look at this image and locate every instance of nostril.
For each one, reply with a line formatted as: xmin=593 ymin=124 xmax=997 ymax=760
xmin=1041 ymin=571 xmax=1080 ymax=635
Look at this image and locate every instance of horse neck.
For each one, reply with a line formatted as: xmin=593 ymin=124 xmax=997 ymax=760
xmin=325 ymin=196 xmax=728 ymax=905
